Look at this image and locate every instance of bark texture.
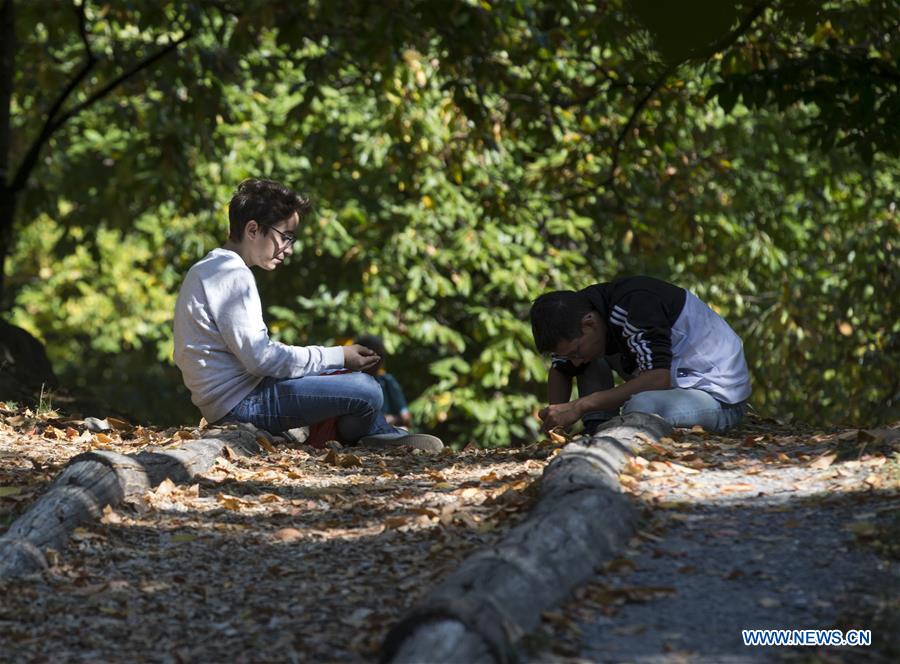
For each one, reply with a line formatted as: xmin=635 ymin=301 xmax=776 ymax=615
xmin=381 ymin=412 xmax=673 ymax=664
xmin=0 ymin=427 xmax=261 ymax=578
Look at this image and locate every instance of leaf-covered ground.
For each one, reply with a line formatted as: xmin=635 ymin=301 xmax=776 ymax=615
xmin=2 ymin=405 xmax=898 ymax=663
xmin=522 ymin=418 xmax=900 ymax=663
xmin=0 ymin=405 xmax=553 ymax=662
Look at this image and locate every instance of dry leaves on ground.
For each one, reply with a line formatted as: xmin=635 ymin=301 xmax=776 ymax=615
xmin=0 ymin=404 xmax=548 ymax=661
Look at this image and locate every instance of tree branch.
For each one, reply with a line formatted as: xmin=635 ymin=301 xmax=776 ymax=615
xmin=8 ymin=2 xmax=97 ymax=194
xmin=75 ymin=0 xmax=93 ymax=56
xmin=602 ymin=1 xmax=771 ymax=189
xmin=702 ymin=1 xmax=771 ymax=59
xmin=1 ymin=0 xmax=15 ymax=187
xmin=11 ymin=26 xmax=192 ymax=194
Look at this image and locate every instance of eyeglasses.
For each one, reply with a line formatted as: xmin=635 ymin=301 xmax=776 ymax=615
xmin=553 ymin=337 xmax=585 ymax=363
xmin=261 ymin=224 xmax=298 ymax=247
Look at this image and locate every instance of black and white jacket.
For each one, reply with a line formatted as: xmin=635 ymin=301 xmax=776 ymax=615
xmin=552 ymin=276 xmax=751 ymax=404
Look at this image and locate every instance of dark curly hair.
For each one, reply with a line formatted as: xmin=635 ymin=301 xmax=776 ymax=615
xmin=228 ymin=179 xmax=311 ymax=241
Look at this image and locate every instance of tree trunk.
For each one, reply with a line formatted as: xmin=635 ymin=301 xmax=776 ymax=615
xmin=380 ymin=412 xmax=673 ymax=663
xmin=0 ymin=427 xmax=262 ymax=579
xmin=0 ymin=0 xmax=16 ymax=305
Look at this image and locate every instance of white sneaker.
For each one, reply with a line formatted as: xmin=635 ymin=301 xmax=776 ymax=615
xmin=358 ymin=432 xmax=444 ymax=453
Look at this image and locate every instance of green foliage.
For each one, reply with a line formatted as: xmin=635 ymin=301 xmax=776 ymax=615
xmin=4 ymin=1 xmax=898 ymax=443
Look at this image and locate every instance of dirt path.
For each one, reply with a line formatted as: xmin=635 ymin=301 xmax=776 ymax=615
xmin=2 ymin=407 xmax=897 ymax=662
xmin=0 ymin=407 xmax=550 ymax=662
xmin=522 ymin=418 xmax=900 ymax=663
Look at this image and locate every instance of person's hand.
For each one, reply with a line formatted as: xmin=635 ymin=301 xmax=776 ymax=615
xmin=343 ymin=344 xmax=381 ymax=372
xmin=538 ymin=402 xmax=582 ymax=432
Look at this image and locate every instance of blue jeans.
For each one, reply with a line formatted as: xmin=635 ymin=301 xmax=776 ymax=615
xmin=219 ymin=372 xmax=397 ymax=440
xmin=578 ymin=357 xmax=746 ymax=433
xmin=621 ymin=389 xmax=746 ymax=432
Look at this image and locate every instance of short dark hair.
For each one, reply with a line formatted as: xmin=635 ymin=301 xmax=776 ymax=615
xmin=228 ymin=179 xmax=311 ymax=241
xmin=530 ymin=290 xmax=593 ymax=353
xmin=355 ymin=334 xmax=387 ymax=359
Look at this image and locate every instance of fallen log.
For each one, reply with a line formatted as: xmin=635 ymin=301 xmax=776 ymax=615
xmin=380 ymin=412 xmax=672 ymax=664
xmin=0 ymin=427 xmax=261 ymax=579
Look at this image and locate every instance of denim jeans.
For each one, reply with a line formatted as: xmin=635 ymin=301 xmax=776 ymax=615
xmin=219 ymin=372 xmax=398 ymax=440
xmin=578 ymin=356 xmax=746 ymax=433
xmin=621 ymin=389 xmax=746 ymax=432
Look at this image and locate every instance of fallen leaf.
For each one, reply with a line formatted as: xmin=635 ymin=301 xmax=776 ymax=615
xmin=721 ymin=483 xmax=756 ymax=493
xmin=323 ymin=450 xmax=363 ymax=468
xmin=100 ymin=505 xmax=122 ymax=524
xmin=340 ymin=453 xmax=363 ymax=468
xmin=758 ymin=597 xmax=781 ymax=608
xmin=623 ymin=458 xmax=647 ymax=476
xmin=618 ymin=474 xmax=639 ymax=489
xmin=258 ymin=493 xmax=283 ymax=503
xmin=0 ymin=486 xmax=23 ymax=497
xmin=216 ymin=493 xmax=251 ymax=510
xmin=257 ymin=435 xmax=277 ymax=453
xmin=548 ymin=429 xmax=567 ymax=444
xmin=106 ymin=417 xmax=133 ymax=432
xmin=384 ymin=516 xmax=409 ymax=529
xmin=809 ymin=453 xmax=837 ymax=469
xmin=273 ymin=527 xmax=303 ymax=542
xmin=152 ymin=478 xmax=177 ymax=497
xmin=667 ymin=462 xmax=700 ymax=475
xmin=864 ymin=474 xmax=883 ymax=489
xmin=171 ymin=533 xmax=198 ymax=544
xmin=72 ymin=527 xmax=105 ymax=541
xmin=455 ymin=487 xmax=484 ymax=501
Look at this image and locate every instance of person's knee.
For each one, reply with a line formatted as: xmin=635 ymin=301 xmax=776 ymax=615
xmin=622 ymin=390 xmax=672 ymax=418
xmin=347 ymin=372 xmax=384 ymax=411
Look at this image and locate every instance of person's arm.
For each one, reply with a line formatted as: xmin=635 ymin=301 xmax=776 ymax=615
xmin=548 ymin=366 xmax=573 ymax=404
xmin=210 ymin=270 xmax=345 ymax=377
xmin=539 ymin=368 xmax=670 ymax=431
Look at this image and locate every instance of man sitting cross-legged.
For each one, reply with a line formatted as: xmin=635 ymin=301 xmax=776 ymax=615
xmin=173 ymin=178 xmax=441 ymax=451
xmin=530 ymin=276 xmax=751 ymax=434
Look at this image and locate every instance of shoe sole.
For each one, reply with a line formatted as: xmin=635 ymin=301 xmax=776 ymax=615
xmin=359 ymin=434 xmax=444 ymax=453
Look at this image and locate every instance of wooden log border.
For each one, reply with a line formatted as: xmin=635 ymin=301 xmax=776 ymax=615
xmin=0 ymin=428 xmax=261 ymax=579
xmin=380 ymin=412 xmax=673 ymax=664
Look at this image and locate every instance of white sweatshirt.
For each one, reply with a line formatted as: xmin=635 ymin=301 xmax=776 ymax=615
xmin=173 ymin=248 xmax=345 ymax=422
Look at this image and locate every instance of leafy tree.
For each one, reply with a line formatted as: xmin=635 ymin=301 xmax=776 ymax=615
xmin=4 ymin=1 xmax=898 ymax=443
